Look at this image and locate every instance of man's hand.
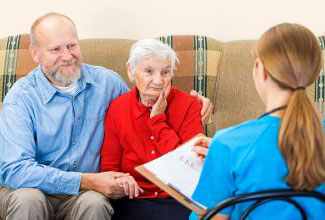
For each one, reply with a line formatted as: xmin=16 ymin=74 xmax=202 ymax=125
xmin=80 ymin=171 xmax=128 ymax=199
xmin=191 ymin=134 xmax=212 ymax=159
xmin=150 ymin=84 xmax=171 ymax=118
xmin=115 ymin=174 xmax=144 ymax=199
xmin=190 ymin=90 xmax=213 ymax=124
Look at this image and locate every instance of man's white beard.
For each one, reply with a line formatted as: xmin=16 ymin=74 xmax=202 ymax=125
xmin=50 ymin=66 xmax=81 ymax=84
xmin=46 ymin=60 xmax=82 ymax=85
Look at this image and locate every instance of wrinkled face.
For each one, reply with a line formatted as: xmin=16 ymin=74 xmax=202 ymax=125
xmin=31 ymin=18 xmax=82 ymax=86
xmin=133 ymin=57 xmax=172 ymax=101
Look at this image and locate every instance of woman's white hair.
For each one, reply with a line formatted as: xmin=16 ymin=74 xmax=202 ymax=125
xmin=127 ymin=39 xmax=179 ymax=77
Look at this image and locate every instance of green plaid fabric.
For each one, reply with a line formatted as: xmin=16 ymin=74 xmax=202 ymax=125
xmin=0 ymin=35 xmax=223 ymax=136
xmin=0 ymin=34 xmax=37 ymax=107
xmin=159 ymin=35 xmax=222 ymax=136
xmin=1 ymin=34 xmax=324 ymax=136
xmin=317 ymin=36 xmax=325 ymax=117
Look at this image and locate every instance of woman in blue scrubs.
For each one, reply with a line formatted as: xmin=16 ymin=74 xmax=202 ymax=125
xmin=190 ymin=23 xmax=325 ymax=220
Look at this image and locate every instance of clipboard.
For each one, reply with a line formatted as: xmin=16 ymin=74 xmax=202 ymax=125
xmin=135 ymin=165 xmax=207 ymax=216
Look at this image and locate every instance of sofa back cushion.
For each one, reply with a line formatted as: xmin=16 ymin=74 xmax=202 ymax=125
xmin=0 ymin=34 xmax=223 ymax=135
xmin=158 ymin=36 xmax=222 ymax=136
xmin=213 ymin=38 xmax=325 ymax=130
xmin=0 ymin=35 xmax=37 ymax=110
xmin=2 ymin=34 xmax=323 ymax=136
xmin=80 ymin=39 xmax=136 ymax=88
xmin=214 ymin=40 xmax=265 ymax=129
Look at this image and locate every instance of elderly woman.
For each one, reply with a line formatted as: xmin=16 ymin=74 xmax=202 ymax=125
xmin=100 ymin=39 xmax=204 ymax=219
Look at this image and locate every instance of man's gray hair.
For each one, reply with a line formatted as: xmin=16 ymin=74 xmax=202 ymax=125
xmin=127 ymin=39 xmax=179 ymax=77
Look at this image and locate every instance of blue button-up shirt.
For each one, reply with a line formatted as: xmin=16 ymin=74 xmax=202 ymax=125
xmin=0 ymin=64 xmax=129 ymax=195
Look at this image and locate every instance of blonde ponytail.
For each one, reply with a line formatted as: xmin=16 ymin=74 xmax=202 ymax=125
xmin=279 ymin=90 xmax=325 ymax=190
xmin=257 ymin=23 xmax=325 ymax=190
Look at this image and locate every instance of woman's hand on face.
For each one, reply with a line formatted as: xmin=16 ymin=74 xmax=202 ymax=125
xmin=115 ymin=174 xmax=144 ymax=199
xmin=191 ymin=134 xmax=212 ymax=159
xmin=150 ymin=84 xmax=171 ymax=118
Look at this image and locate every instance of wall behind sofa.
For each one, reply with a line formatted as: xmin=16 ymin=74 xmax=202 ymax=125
xmin=0 ymin=0 xmax=324 ymax=41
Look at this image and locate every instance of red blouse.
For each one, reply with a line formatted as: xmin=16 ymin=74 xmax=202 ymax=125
xmin=100 ymin=86 xmax=204 ymax=198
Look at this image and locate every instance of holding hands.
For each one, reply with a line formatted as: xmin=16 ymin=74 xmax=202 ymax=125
xmin=81 ymin=171 xmax=143 ymax=199
xmin=115 ymin=174 xmax=144 ymax=199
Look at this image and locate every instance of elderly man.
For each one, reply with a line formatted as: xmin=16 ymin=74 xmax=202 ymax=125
xmin=0 ymin=13 xmax=212 ymax=220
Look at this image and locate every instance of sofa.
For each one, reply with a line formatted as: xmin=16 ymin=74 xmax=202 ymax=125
xmin=0 ymin=34 xmax=324 ymax=137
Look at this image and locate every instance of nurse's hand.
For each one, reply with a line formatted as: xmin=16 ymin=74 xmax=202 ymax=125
xmin=191 ymin=135 xmax=212 ymax=159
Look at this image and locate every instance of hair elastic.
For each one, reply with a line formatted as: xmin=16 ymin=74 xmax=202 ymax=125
xmin=294 ymin=86 xmax=306 ymax=91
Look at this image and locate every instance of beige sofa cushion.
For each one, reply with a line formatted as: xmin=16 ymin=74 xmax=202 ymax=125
xmin=158 ymin=36 xmax=222 ymax=136
xmin=0 ymin=35 xmax=223 ymax=136
xmin=80 ymin=39 xmax=136 ymax=88
xmin=213 ymin=40 xmax=264 ymax=129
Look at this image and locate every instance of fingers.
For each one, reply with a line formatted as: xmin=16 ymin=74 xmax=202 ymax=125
xmin=201 ymin=98 xmax=213 ymax=124
xmin=150 ymin=88 xmax=168 ymax=118
xmin=109 ymin=171 xmax=130 ymax=178
xmin=164 ymin=83 xmax=171 ymax=98
xmin=190 ymin=90 xmax=198 ymax=97
xmin=115 ymin=175 xmax=143 ymax=199
xmin=189 ymin=90 xmax=213 ymax=124
xmin=194 ymin=135 xmax=212 ymax=148
xmin=109 ymin=187 xmax=126 ymax=199
xmin=156 ymin=90 xmax=165 ymax=105
xmin=191 ymin=146 xmax=208 ymax=158
xmin=115 ymin=177 xmax=128 ymax=196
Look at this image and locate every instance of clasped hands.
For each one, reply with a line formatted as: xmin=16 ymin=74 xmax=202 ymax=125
xmin=114 ymin=173 xmax=144 ymax=199
xmin=81 ymin=171 xmax=142 ymax=199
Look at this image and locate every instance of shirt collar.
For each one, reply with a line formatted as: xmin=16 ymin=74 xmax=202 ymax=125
xmin=36 ymin=63 xmax=96 ymax=104
xmin=132 ymin=88 xmax=151 ymax=119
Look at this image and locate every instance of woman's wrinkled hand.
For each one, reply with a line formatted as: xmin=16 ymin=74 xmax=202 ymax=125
xmin=150 ymin=84 xmax=171 ymax=118
xmin=115 ymin=174 xmax=144 ymax=199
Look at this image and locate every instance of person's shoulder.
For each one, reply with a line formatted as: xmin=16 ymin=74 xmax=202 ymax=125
xmin=169 ymin=87 xmax=200 ymax=106
xmin=82 ymin=63 xmax=126 ymax=85
xmin=211 ymin=116 xmax=280 ymax=152
xmin=171 ymin=87 xmax=192 ymax=99
xmin=107 ymin=88 xmax=134 ymax=112
xmin=3 ymin=68 xmax=39 ymax=105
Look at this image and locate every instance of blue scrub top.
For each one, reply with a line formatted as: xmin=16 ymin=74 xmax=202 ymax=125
xmin=190 ymin=115 xmax=325 ymax=220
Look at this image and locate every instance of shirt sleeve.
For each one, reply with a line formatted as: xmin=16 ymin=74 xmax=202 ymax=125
xmin=191 ymin=137 xmax=236 ymax=218
xmin=0 ymin=103 xmax=81 ymax=195
xmin=147 ymin=98 xmax=204 ymax=156
xmin=100 ymin=107 xmax=121 ymax=172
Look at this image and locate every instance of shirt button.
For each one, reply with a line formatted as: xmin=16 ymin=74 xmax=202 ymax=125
xmin=150 ymin=136 xmax=154 ymax=140
xmin=151 ymin=150 xmax=155 ymax=154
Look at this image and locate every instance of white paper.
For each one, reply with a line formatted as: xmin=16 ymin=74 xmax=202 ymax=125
xmin=143 ymin=136 xmax=206 ymax=209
